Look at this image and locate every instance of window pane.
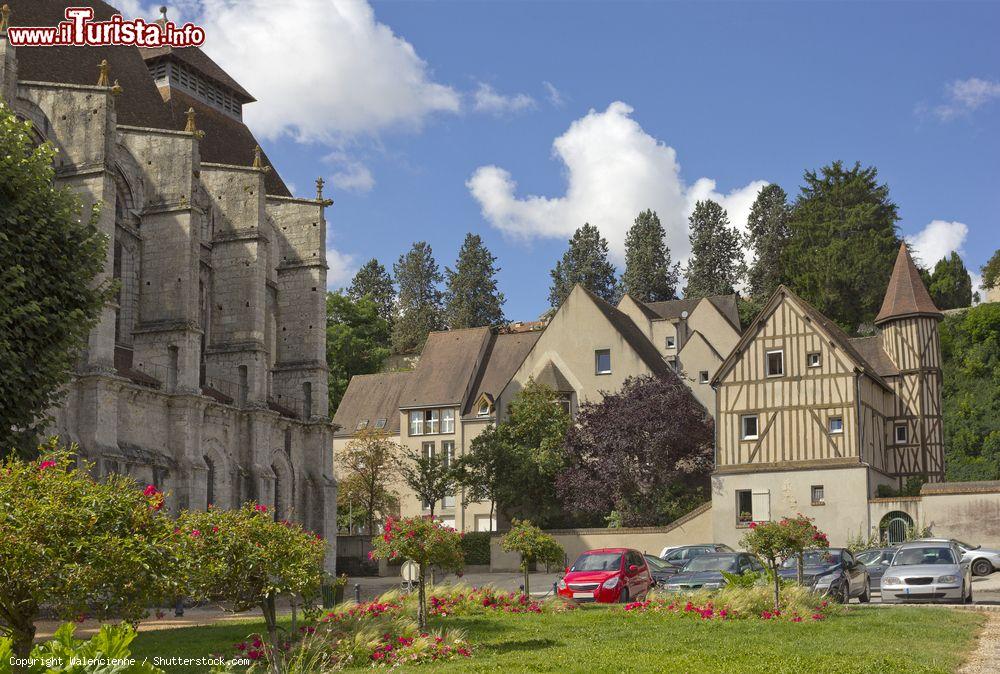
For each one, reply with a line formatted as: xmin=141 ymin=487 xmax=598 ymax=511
xmin=409 ymin=411 xmax=423 ymax=436
xmin=742 ymin=415 xmax=758 ymax=438
xmin=595 ymin=349 xmax=611 ymax=374
xmin=441 ymin=409 xmax=455 ymax=433
xmin=767 ymin=351 xmax=783 ymax=376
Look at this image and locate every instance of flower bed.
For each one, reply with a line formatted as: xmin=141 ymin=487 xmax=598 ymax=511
xmin=622 ymin=584 xmax=839 ymax=623
xmin=622 ymin=598 xmax=831 ymax=622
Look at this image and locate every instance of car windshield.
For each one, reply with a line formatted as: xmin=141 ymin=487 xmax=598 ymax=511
xmin=571 ymin=552 xmax=622 ymax=572
xmin=682 ymin=555 xmax=738 ymax=573
xmin=856 ymin=550 xmax=883 ymax=565
xmin=891 ymin=547 xmax=956 ymax=566
xmin=782 ymin=550 xmax=840 ymax=568
xmin=644 ymin=556 xmax=670 ymax=572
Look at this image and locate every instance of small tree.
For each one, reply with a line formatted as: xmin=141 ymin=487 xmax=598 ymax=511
xmin=453 ymin=427 xmax=508 ymax=532
xmin=178 ymin=503 xmax=325 ymax=673
xmin=336 ymin=429 xmax=402 ymax=535
xmin=370 ymin=516 xmax=464 ymax=630
xmin=0 ymin=440 xmax=179 ymax=658
xmin=401 ymin=447 xmax=458 ymax=517
xmin=780 ymin=514 xmax=830 ymax=585
xmin=740 ymin=516 xmax=829 ymax=611
xmin=500 ymin=520 xmax=564 ymax=596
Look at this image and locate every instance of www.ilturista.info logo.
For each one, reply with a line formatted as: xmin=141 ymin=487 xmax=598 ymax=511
xmin=6 ymin=7 xmax=205 ymax=48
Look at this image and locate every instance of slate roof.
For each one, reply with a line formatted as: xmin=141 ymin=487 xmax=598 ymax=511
xmin=641 ymin=295 xmax=742 ymax=332
xmin=140 ymin=46 xmax=255 ymax=101
xmin=332 ymin=372 xmax=411 ymax=437
xmin=462 ymin=331 xmax=541 ymax=416
xmin=848 ymin=335 xmax=900 ymax=377
xmin=580 ymin=287 xmax=673 ymax=379
xmin=8 ymin=1 xmax=291 ymax=196
xmin=875 ymin=243 xmax=943 ymax=325
xmin=398 ymin=328 xmax=493 ymax=409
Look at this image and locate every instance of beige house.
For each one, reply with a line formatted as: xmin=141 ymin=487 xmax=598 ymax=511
xmin=710 ymin=244 xmax=953 ymax=547
xmin=333 ymin=285 xmax=741 ymax=532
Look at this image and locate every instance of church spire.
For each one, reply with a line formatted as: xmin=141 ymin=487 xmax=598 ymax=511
xmin=874 ymin=242 xmax=942 ymax=325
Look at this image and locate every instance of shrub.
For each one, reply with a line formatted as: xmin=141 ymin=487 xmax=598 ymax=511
xmin=740 ymin=514 xmax=829 ymax=610
xmin=460 ymin=531 xmax=491 ymax=566
xmin=0 ymin=623 xmax=164 ymax=673
xmin=0 ymin=442 xmax=180 ymax=658
xmin=500 ymin=519 xmax=564 ymax=595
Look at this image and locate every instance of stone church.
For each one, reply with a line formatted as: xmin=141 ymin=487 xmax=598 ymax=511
xmin=1 ymin=1 xmax=336 ymax=567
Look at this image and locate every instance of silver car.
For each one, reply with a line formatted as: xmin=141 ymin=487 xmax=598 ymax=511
xmin=915 ymin=538 xmax=1000 ymax=577
xmin=881 ymin=542 xmax=973 ymax=604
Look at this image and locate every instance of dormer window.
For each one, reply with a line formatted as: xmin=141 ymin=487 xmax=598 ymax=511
xmin=477 ymin=401 xmax=490 ymax=417
xmin=147 ymin=58 xmax=245 ymax=120
xmin=374 ymin=418 xmax=387 ymax=429
xmin=355 ymin=419 xmax=368 ymax=431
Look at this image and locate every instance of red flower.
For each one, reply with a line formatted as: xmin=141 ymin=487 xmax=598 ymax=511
xmin=37 ymin=460 xmax=57 ymax=471
xmin=190 ymin=529 xmax=201 ymax=538
xmin=143 ymin=484 xmax=158 ymax=496
xmin=255 ymin=504 xmax=268 ymax=513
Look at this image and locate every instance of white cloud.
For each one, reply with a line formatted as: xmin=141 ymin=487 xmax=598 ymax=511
xmin=543 ymin=81 xmax=565 ymax=107
xmin=467 ymin=101 xmax=766 ymax=264
xmin=326 ymin=246 xmax=357 ymax=289
xmin=971 ymin=272 xmax=984 ymax=304
xmin=472 ymin=83 xmax=536 ymax=115
xmin=324 ymin=152 xmax=375 ymax=193
xmin=933 ymin=77 xmax=1000 ymax=121
xmin=905 ymin=220 xmax=969 ymax=267
xmin=193 ymin=0 xmax=460 ymax=143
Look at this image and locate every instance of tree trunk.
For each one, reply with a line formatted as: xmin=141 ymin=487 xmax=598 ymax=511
xmin=523 ymin=558 xmax=530 ymax=597
xmin=417 ymin=562 xmax=427 ymax=631
xmin=489 ymin=501 xmax=495 ymax=532
xmin=771 ymin=563 xmax=781 ymax=612
xmin=10 ymin=623 xmax=35 ymax=663
xmin=261 ymin=595 xmax=281 ymax=674
xmin=796 ymin=552 xmax=804 ymax=585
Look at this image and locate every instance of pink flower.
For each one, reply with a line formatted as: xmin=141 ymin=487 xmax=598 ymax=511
xmin=792 ymin=616 xmax=803 ymax=623
xmin=37 ymin=460 xmax=57 ymax=471
xmin=247 ymin=649 xmax=261 ymax=661
xmin=255 ymin=504 xmax=268 ymax=513
xmin=190 ymin=529 xmax=201 ymax=538
xmin=812 ymin=613 xmax=825 ymax=621
xmin=143 ymin=484 xmax=158 ymax=496
xmin=235 ymin=643 xmax=246 ymax=652
xmin=212 ymin=526 xmax=219 ymax=533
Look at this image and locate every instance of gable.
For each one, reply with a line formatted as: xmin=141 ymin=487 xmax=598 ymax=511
xmin=686 ymin=297 xmax=741 ymax=358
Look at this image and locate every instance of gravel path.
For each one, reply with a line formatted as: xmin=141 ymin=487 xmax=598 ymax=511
xmin=959 ymin=614 xmax=1000 ymax=673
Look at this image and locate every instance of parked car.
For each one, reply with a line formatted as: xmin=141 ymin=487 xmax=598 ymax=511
xmin=915 ymin=538 xmax=1000 ymax=577
xmin=856 ymin=547 xmax=899 ymax=589
xmin=777 ymin=548 xmax=870 ymax=603
xmin=644 ymin=554 xmax=677 ymax=586
xmin=557 ymin=548 xmax=653 ymax=604
xmin=660 ymin=552 xmax=765 ymax=592
xmin=881 ymin=541 xmax=972 ymax=604
xmin=658 ymin=544 xmax=735 ymax=574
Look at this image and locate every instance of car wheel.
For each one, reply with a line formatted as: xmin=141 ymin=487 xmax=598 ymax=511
xmin=834 ymin=582 xmax=849 ymax=604
xmin=619 ymin=588 xmax=630 ymax=604
xmin=971 ymin=559 xmax=994 ymax=577
xmin=859 ymin=581 xmax=870 ymax=604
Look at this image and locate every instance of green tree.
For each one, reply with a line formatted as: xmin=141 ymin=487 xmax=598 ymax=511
xmin=499 ymin=520 xmax=565 ymax=596
xmin=454 ymin=428 xmax=508 ymax=532
xmin=982 ymin=249 xmax=1000 ymax=292
xmin=0 ymin=105 xmax=114 ymax=458
xmin=941 ymin=303 xmax=1000 ymax=481
xmin=746 ymin=184 xmax=792 ymax=299
xmin=370 ymin=516 xmax=464 ymax=630
xmin=548 ymin=224 xmax=619 ymax=308
xmin=444 ymin=233 xmax=506 ymax=329
xmin=621 ymin=209 xmax=679 ymax=302
xmin=392 ymin=242 xmax=444 ymax=354
xmin=400 ymin=446 xmax=458 ymax=518
xmin=335 ymin=429 xmax=402 ymax=536
xmin=0 ymin=441 xmax=179 ymax=659
xmin=348 ymin=258 xmax=395 ymax=328
xmin=928 ymin=252 xmax=973 ymax=310
xmin=177 ymin=503 xmax=325 ymax=672
xmin=683 ymin=200 xmax=746 ymax=298
xmin=783 ymin=161 xmax=901 ymax=332
xmin=326 ymin=291 xmax=391 ymax=413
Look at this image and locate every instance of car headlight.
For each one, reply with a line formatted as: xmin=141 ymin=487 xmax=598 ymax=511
xmin=814 ymin=573 xmax=838 ymax=587
xmin=602 ymin=576 xmax=620 ymax=590
xmin=557 ymin=579 xmax=567 ymax=590
xmin=883 ymin=577 xmax=902 ymax=585
xmin=937 ymin=575 xmax=959 ymax=584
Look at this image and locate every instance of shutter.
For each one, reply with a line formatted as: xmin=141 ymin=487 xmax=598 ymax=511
xmin=751 ymin=490 xmax=771 ymax=522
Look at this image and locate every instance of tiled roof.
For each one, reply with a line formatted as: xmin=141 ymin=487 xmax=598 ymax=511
xmin=462 ymin=331 xmax=541 ymax=416
xmin=139 ymin=46 xmax=254 ymax=101
xmin=875 ymin=243 xmax=942 ymax=325
xmin=332 ymin=372 xmax=411 ymax=437
xmin=848 ymin=335 xmax=899 ymax=377
xmin=398 ymin=328 xmax=493 ymax=409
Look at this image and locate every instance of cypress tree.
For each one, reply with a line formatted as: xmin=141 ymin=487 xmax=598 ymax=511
xmin=621 ymin=209 xmax=679 ymax=302
xmin=392 ymin=242 xmax=444 ymax=354
xmin=683 ymin=200 xmax=745 ymax=298
xmin=548 ymin=224 xmax=619 ymax=308
xmin=444 ymin=233 xmax=506 ymax=329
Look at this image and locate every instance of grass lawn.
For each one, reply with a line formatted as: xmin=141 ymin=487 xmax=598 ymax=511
xmin=131 ymin=606 xmax=984 ymax=673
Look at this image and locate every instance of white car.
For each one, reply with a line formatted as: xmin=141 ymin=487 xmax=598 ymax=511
xmin=915 ymin=538 xmax=1000 ymax=577
xmin=881 ymin=541 xmax=973 ymax=604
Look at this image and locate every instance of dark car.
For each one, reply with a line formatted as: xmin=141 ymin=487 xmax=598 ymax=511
xmin=661 ymin=553 xmax=765 ymax=592
xmin=644 ymin=554 xmax=677 ymax=586
xmin=658 ymin=544 xmax=735 ymax=576
xmin=778 ymin=548 xmax=870 ymax=603
xmin=856 ymin=547 xmax=898 ymax=589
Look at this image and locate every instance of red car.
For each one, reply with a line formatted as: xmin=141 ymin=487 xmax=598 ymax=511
xmin=557 ymin=548 xmax=653 ymax=603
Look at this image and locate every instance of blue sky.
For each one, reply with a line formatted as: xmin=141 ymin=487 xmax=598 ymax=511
xmin=158 ymin=1 xmax=998 ymax=321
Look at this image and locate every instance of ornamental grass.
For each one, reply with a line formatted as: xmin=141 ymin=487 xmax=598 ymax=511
xmin=627 ymin=584 xmax=840 ymax=622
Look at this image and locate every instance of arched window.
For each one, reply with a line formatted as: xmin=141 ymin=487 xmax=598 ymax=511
xmin=879 ymin=511 xmax=915 ymax=545
xmin=204 ymin=455 xmax=215 ymax=509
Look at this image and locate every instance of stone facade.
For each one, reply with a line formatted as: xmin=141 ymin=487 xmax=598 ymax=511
xmin=2 ymin=1 xmax=336 ymax=570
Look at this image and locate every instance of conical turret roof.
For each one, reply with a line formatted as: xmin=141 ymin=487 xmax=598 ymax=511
xmin=875 ymin=243 xmax=942 ymax=325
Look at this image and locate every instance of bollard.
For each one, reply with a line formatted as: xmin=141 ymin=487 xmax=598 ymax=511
xmin=519 ymin=584 xmax=524 ymax=594
xmin=552 ymin=581 xmax=558 ymax=596
xmin=174 ymin=597 xmax=184 ymax=617
xmin=354 ymin=583 xmax=361 ymax=603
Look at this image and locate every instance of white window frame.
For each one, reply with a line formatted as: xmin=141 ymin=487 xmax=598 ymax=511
xmin=442 ymin=439 xmax=456 ymax=509
xmin=895 ymin=423 xmax=908 ymax=444
xmin=736 ymin=489 xmax=753 ymax=525
xmin=441 ymin=409 xmax=455 ymax=434
xmin=477 ymin=400 xmax=490 ymax=417
xmin=828 ymin=415 xmax=844 ymax=434
xmin=807 ymin=352 xmax=821 ymax=368
xmin=665 ymin=335 xmax=676 ymax=349
xmin=374 ymin=418 xmax=387 ymax=429
xmin=408 ymin=411 xmax=423 ymax=436
xmin=765 ymin=349 xmax=784 ymax=377
xmin=425 ymin=409 xmax=440 ymax=434
xmin=699 ymin=370 xmax=709 ymax=384
xmin=595 ymin=348 xmax=612 ymax=375
xmin=741 ymin=414 xmax=759 ymax=440
xmin=811 ymin=484 xmax=825 ymax=505
xmin=355 ymin=419 xmax=368 ymax=431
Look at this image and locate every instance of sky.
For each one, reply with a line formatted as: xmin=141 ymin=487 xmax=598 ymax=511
xmin=127 ymin=0 xmax=999 ymax=321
